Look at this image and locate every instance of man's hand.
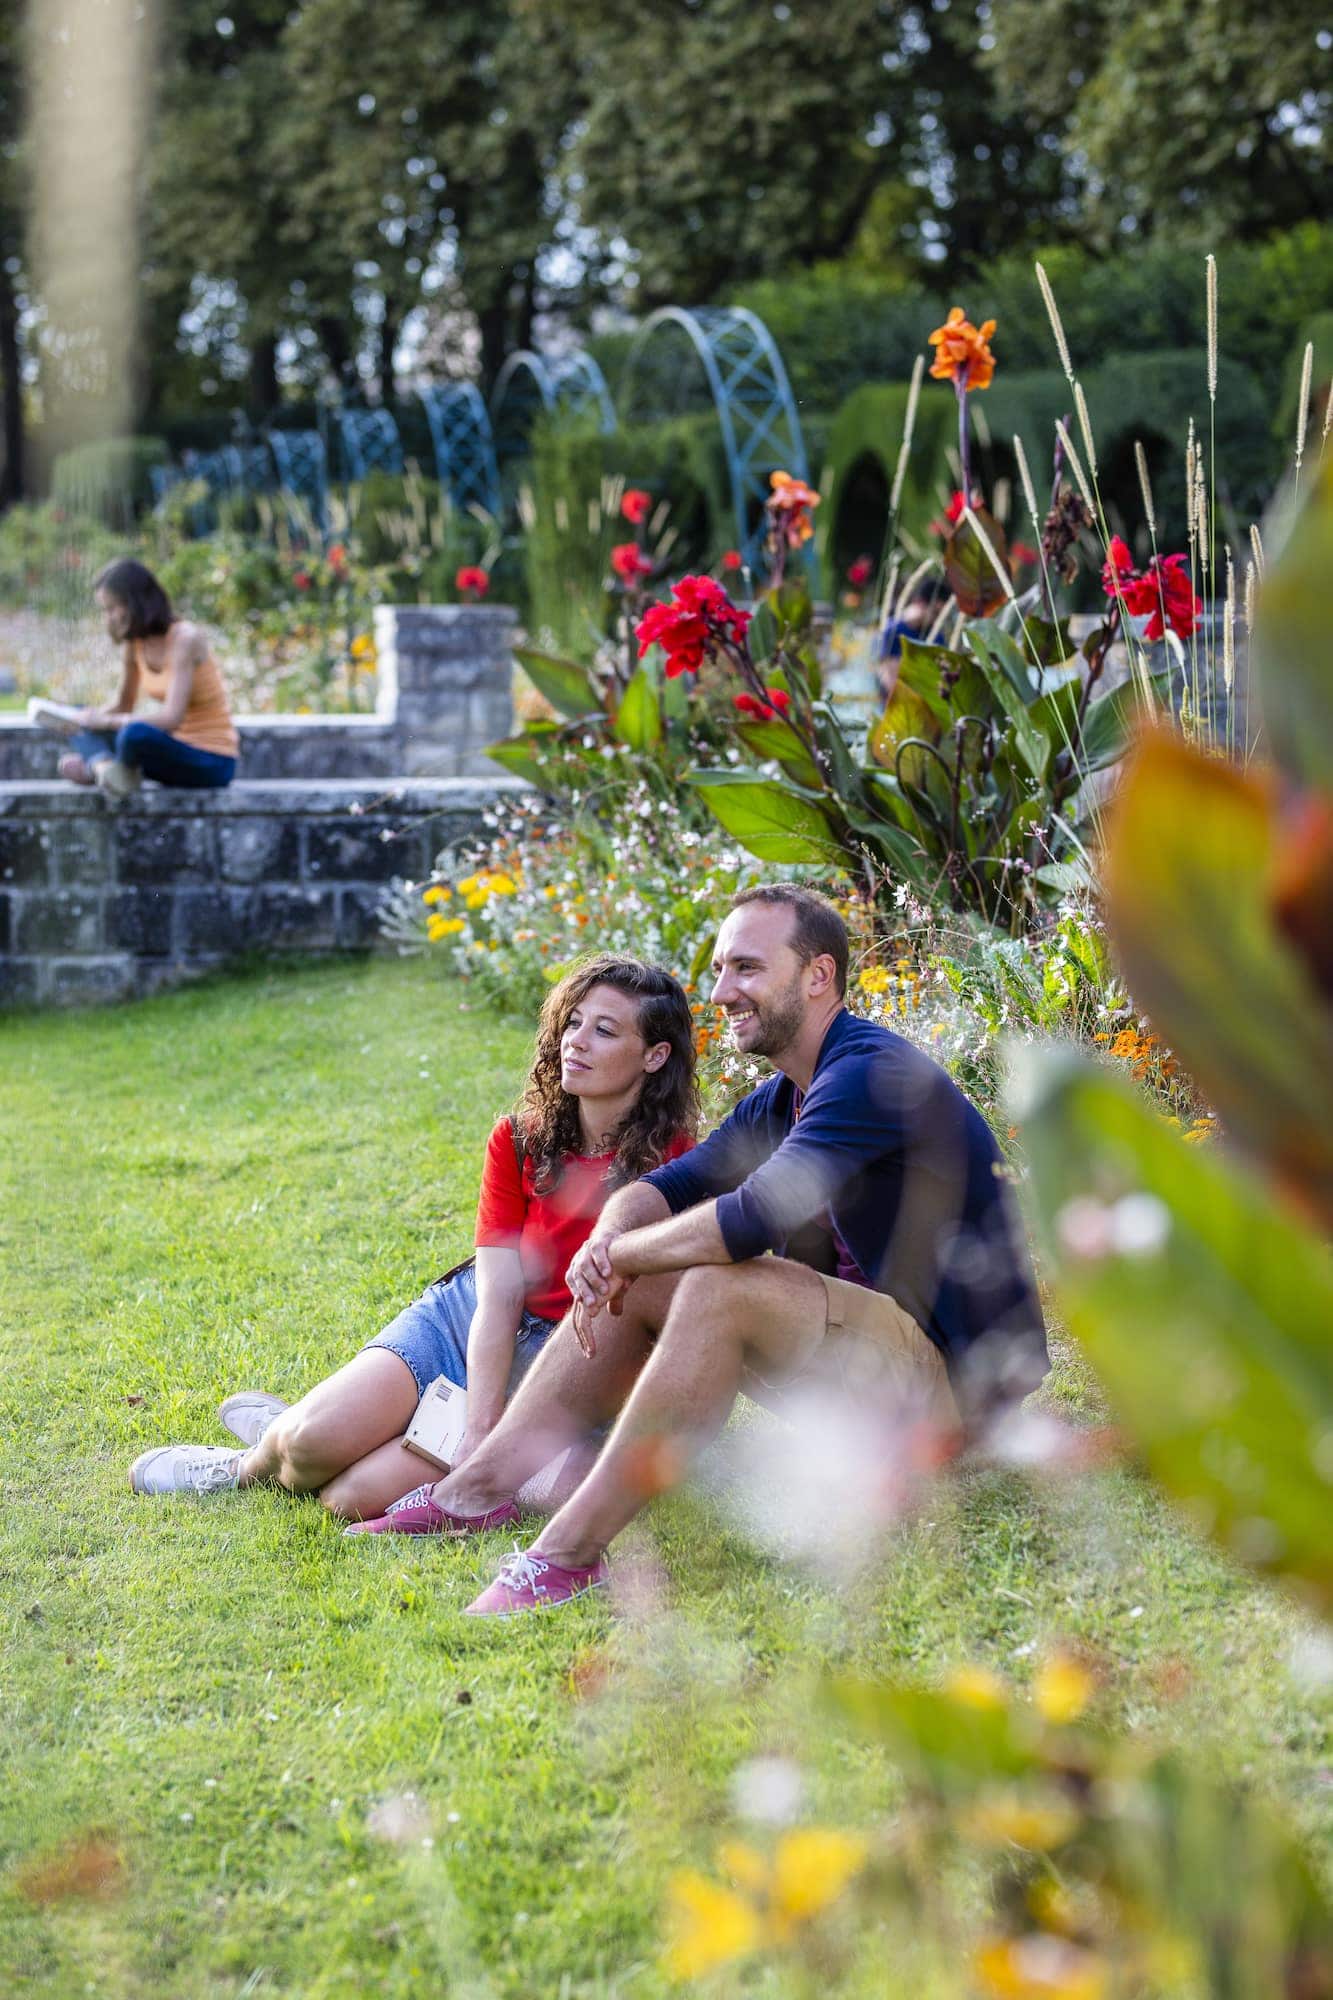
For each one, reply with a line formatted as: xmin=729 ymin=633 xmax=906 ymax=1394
xmin=566 ymin=1234 xmax=633 ymax=1357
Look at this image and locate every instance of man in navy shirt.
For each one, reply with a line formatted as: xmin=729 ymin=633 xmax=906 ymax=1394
xmin=375 ymin=885 xmax=1047 ymax=1614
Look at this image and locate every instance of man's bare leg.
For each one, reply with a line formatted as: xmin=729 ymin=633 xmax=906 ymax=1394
xmin=527 ymin=1258 xmax=828 ymax=1568
xmin=435 ymin=1271 xmax=683 ymax=1515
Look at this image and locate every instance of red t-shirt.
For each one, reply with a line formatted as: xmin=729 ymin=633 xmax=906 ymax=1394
xmin=474 ymin=1117 xmax=694 ymax=1320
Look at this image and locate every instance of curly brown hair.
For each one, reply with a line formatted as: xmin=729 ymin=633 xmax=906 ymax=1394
xmin=516 ymin=955 xmax=699 ymax=1193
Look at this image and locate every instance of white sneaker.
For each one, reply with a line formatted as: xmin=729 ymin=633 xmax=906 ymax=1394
xmin=95 ymin=758 xmax=142 ymax=801
xmin=129 ymin=1444 xmax=241 ymax=1496
xmin=217 ymin=1392 xmax=289 ymax=1448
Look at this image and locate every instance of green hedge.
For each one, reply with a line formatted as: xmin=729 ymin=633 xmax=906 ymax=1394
xmin=823 ymin=351 xmax=1272 ymax=594
xmin=729 ymin=221 xmax=1333 ymax=424
xmin=50 ymin=437 xmax=168 ymax=531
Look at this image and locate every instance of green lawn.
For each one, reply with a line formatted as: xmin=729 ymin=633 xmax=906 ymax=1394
xmin=1 ymin=958 xmax=1327 ymax=1998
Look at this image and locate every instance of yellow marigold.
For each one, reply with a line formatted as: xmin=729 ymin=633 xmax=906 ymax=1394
xmin=963 ymin=1792 xmax=1080 ymax=1853
xmin=1033 ymin=1654 xmax=1096 ymax=1726
xmin=858 ymin=966 xmax=891 ymax=994
xmin=421 ymin=884 xmax=451 ymax=906
xmin=928 ymin=307 xmax=998 ymax=391
xmin=350 ymin=632 xmax=375 ymax=660
xmin=426 ymin=915 xmax=465 ymax=940
xmin=661 ymin=1871 xmax=761 ymax=1982
xmin=768 ymin=1828 xmax=868 ymax=1935
xmin=972 ymin=1934 xmax=1108 ymax=2000
xmin=944 ymin=1665 xmax=1008 ymax=1712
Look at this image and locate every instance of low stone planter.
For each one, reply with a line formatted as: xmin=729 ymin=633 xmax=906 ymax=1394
xmin=0 ymin=776 xmax=528 ymax=1008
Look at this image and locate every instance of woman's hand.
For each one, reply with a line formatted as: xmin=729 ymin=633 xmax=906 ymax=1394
xmin=567 ymin=1234 xmax=633 ymax=1357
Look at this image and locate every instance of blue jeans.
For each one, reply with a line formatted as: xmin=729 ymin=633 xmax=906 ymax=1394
xmin=69 ymin=722 xmax=236 ymax=789
xmin=363 ymin=1261 xmax=555 ymax=1398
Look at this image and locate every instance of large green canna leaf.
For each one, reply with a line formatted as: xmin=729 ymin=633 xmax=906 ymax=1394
xmin=687 ymin=768 xmax=840 ymax=865
xmin=1078 ymin=672 xmax=1165 ymax=772
xmin=1013 ymin=1046 xmax=1333 ymax=1614
xmin=486 ymin=728 xmax=558 ymax=787
xmin=1105 ymin=730 xmax=1333 ymax=1223
xmin=613 ymin=665 xmax=662 ymax=752
xmin=1252 ymin=459 xmax=1333 ymax=792
xmin=734 ymin=713 xmax=822 ymax=789
xmin=513 ymin=646 xmax=601 ymax=720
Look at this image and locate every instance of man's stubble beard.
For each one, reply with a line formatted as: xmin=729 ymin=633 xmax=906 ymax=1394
xmin=747 ymin=971 xmax=808 ymax=1062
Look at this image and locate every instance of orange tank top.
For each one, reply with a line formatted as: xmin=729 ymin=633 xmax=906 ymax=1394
xmin=135 ymin=631 xmax=238 ymax=759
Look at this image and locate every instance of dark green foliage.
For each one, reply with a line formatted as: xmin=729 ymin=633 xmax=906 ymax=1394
xmin=524 ymin=413 xmax=732 ymax=649
xmin=50 ymin=437 xmax=169 ymax=531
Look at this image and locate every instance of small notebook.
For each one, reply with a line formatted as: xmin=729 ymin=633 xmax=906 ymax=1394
xmin=402 ymin=1375 xmax=469 ymax=1471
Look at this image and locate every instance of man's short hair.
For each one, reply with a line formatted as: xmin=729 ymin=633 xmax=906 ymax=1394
xmin=729 ymin=884 xmax=848 ymax=997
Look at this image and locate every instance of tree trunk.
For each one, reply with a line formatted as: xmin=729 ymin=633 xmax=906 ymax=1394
xmin=378 ymin=306 xmax=399 ymax=403
xmin=317 ymin=312 xmax=355 ymax=389
xmin=476 ymin=296 xmax=508 ymax=395
xmin=0 ymin=245 xmax=25 ymax=505
xmin=249 ymin=331 xmax=280 ymax=416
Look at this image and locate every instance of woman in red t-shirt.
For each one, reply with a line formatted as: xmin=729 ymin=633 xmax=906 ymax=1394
xmin=129 ymin=957 xmax=698 ymax=1516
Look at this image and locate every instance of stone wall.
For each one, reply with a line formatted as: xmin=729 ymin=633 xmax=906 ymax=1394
xmin=0 ymin=777 xmax=527 ymax=1007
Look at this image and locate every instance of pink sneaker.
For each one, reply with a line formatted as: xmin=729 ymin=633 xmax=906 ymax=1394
xmin=342 ymin=1484 xmax=523 ymax=1537
xmin=464 ymin=1546 xmax=609 ymax=1617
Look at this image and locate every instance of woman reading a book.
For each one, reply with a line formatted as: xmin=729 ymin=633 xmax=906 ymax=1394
xmin=37 ymin=558 xmax=237 ymax=799
xmin=129 ymin=956 xmax=698 ymax=1521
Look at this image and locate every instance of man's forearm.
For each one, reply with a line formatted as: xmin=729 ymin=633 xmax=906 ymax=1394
xmin=610 ymin=1200 xmax=730 ymax=1277
xmin=596 ymin=1181 xmax=672 ymax=1239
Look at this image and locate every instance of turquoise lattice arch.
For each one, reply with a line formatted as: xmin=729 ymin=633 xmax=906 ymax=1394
xmin=417 ymin=384 xmax=501 ymax=518
xmin=490 ymin=349 xmax=616 ymax=461
xmin=620 ymin=307 xmax=810 ymax=568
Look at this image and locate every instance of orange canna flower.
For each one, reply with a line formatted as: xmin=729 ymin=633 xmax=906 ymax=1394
xmin=928 ymin=307 xmax=998 ymax=392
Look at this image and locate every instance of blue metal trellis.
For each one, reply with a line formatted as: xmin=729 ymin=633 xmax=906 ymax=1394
xmin=620 ymin=306 xmax=810 ymax=569
xmin=266 ymin=427 xmax=329 ymax=532
xmin=416 ymin=383 xmax=502 ymax=518
xmin=489 ymin=348 xmax=616 ymax=463
xmin=337 ymin=406 xmax=404 ymax=483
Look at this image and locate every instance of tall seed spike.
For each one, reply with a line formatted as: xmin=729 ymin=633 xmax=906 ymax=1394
xmin=1013 ymin=434 xmax=1040 ymax=524
xmin=889 ymin=355 xmax=925 ymax=514
xmin=1249 ymin=521 xmax=1265 ymax=580
xmin=1244 ymin=559 xmax=1256 ymax=636
xmin=1205 ymin=254 xmax=1218 ymax=401
xmin=1223 ymin=551 xmax=1235 ymax=692
xmin=1035 ymin=262 xmax=1074 ymax=383
xmin=1295 ymin=342 xmax=1313 ymax=477
xmin=1074 ymin=381 xmax=1098 ymax=479
xmin=1054 ymin=419 xmax=1095 ymax=516
xmin=1134 ymin=441 xmax=1157 ymax=536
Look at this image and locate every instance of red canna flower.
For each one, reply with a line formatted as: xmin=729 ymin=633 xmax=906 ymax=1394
xmin=1101 ymin=538 xmax=1200 ymax=642
xmin=1011 ymin=540 xmax=1038 ymax=567
xmin=621 ymin=488 xmax=652 ymax=525
xmin=720 ymin=549 xmax=744 ymax=572
xmin=455 ymin=565 xmax=490 ymax=599
xmin=734 ymin=686 xmax=791 ymax=722
xmin=927 ymin=308 xmax=998 ymax=392
xmin=847 ymin=555 xmax=874 ymax=587
xmin=930 ymin=490 xmax=981 ymax=537
xmin=327 ymin=542 xmax=347 ymax=571
xmin=293 ymin=570 xmax=311 ymax=591
xmin=635 ymin=574 xmax=751 ymax=678
xmin=610 ymin=542 xmax=654 ymax=584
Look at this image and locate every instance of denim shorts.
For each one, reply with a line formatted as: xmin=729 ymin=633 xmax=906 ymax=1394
xmin=363 ymin=1260 xmax=555 ymax=1399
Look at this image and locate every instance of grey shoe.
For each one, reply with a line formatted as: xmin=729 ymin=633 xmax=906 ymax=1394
xmin=129 ymin=1444 xmax=241 ymax=1496
xmin=218 ymin=1392 xmax=289 ymax=1448
xmin=94 ymin=758 xmax=142 ymax=801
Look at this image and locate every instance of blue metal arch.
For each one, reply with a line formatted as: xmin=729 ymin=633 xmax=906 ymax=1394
xmin=417 ymin=383 xmax=501 ymax=518
xmin=266 ymin=428 xmax=329 ymax=531
xmin=490 ymin=348 xmax=616 ymax=461
xmin=620 ymin=306 xmax=810 ymax=569
xmin=338 ymin=406 xmax=403 ymax=483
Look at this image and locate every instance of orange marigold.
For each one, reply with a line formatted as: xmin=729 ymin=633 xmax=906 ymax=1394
xmin=928 ymin=307 xmax=997 ymax=392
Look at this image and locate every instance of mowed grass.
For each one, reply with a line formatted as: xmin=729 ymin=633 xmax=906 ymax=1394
xmin=1 ymin=957 xmax=1328 ymax=1999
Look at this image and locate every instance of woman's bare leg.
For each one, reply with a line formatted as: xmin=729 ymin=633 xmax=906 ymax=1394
xmin=237 ymin=1349 xmax=420 ymax=1494
xmin=317 ymin=1436 xmax=435 ymax=1520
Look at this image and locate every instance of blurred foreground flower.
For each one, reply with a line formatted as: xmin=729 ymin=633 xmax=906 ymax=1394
xmin=662 ymin=1827 xmax=868 ymax=1980
xmin=973 ymin=1933 xmax=1109 ymax=1999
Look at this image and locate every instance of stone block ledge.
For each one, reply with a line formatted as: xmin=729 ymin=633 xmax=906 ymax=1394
xmin=1 ymin=776 xmax=526 ymax=1009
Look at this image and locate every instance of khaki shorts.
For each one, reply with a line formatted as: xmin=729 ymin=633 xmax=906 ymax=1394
xmin=745 ymin=1272 xmax=957 ymax=1423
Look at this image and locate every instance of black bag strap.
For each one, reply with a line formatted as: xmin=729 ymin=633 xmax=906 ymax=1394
xmin=433 ymin=1117 xmax=526 ymax=1288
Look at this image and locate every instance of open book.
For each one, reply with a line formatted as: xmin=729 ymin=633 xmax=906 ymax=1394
xmin=27 ymin=697 xmax=87 ymax=727
xmin=402 ymin=1375 xmax=469 ymax=1471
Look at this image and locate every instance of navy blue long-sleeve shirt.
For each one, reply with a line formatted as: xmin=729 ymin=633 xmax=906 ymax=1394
xmin=643 ymin=1009 xmax=1047 ymax=1405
